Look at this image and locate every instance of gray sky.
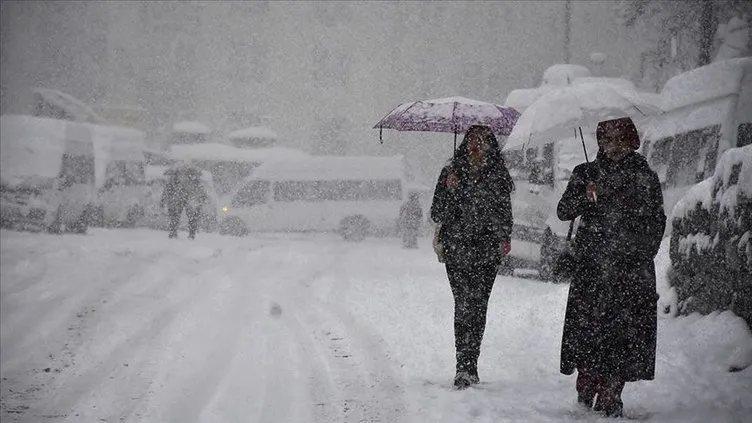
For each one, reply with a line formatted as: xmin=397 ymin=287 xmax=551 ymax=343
xmin=0 ymin=1 xmax=656 ymax=182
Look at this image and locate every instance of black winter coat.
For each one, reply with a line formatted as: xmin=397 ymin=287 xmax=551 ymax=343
xmin=161 ymin=168 xmax=207 ymax=210
xmin=431 ymin=164 xmax=513 ymax=266
xmin=557 ymin=151 xmax=666 ymax=381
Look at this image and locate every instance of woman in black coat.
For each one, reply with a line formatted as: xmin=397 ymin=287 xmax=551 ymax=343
xmin=430 ymin=125 xmax=514 ymax=389
xmin=557 ymin=117 xmax=666 ymax=417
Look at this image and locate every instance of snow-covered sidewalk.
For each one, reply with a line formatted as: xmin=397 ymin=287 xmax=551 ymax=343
xmin=1 ymin=229 xmax=750 ymax=422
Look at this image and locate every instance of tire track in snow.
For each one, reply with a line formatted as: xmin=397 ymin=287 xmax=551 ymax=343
xmin=28 ymin=248 xmax=232 ymax=421
xmin=271 ymin=240 xmax=407 ymax=423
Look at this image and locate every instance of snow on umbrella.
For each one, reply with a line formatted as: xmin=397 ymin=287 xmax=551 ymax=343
xmin=504 ymin=82 xmax=663 ymax=158
xmin=373 ymin=96 xmax=520 ymax=150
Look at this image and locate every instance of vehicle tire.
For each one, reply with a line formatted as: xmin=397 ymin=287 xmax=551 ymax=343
xmin=340 ymin=215 xmax=369 ymax=242
xmin=219 ymin=216 xmax=248 ymax=237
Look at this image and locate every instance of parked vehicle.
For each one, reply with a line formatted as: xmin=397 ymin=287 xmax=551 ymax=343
xmin=1 ymin=115 xmax=96 ymax=233
xmin=219 ymin=155 xmax=407 ymax=240
xmin=141 ymin=165 xmax=220 ymax=233
xmin=501 ymin=136 xmax=596 ymax=279
xmin=641 ymin=57 xmax=752 ymax=216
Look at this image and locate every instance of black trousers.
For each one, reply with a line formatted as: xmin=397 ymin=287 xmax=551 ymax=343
xmin=168 ymin=204 xmax=200 ymax=236
xmin=446 ymin=260 xmax=498 ymax=374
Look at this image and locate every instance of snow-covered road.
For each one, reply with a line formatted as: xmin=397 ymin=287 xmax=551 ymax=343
xmin=1 ymin=229 xmax=750 ymax=423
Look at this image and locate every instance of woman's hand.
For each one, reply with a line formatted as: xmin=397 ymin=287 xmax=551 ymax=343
xmin=586 ymin=181 xmax=598 ymax=202
xmin=500 ymin=241 xmax=511 ymax=257
xmin=446 ymin=172 xmax=460 ymax=190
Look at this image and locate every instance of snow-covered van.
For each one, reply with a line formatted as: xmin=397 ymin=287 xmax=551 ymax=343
xmin=1 ymin=115 xmax=96 ymax=233
xmin=140 ymin=165 xmax=221 ymax=233
xmin=642 ymin=57 xmax=752 ymax=216
xmin=219 ymin=155 xmax=407 ymax=240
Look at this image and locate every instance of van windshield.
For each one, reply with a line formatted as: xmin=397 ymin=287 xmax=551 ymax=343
xmin=232 ymin=180 xmax=270 ymax=207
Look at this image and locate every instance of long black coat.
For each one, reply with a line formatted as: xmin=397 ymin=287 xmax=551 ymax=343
xmin=431 ymin=164 xmax=513 ymax=266
xmin=557 ymin=151 xmax=666 ymax=381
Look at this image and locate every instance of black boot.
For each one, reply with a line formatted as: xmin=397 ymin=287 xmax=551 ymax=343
xmin=576 ymin=371 xmax=599 ymax=408
xmin=594 ymin=379 xmax=625 ymax=417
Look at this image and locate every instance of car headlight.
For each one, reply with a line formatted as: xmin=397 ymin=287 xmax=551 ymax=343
xmin=222 ymin=206 xmax=229 ymax=213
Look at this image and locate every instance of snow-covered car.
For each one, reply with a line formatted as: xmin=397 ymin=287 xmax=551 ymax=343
xmin=0 ymin=115 xmax=96 ymax=233
xmin=140 ymin=165 xmax=220 ymax=233
xmin=668 ymin=145 xmax=751 ymax=325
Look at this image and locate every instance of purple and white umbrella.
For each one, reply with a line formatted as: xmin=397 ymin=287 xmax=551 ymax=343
xmin=374 ymin=96 xmax=520 ymax=148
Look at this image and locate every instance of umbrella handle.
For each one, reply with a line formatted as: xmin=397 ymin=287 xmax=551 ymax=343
xmin=577 ymin=127 xmax=589 ymax=163
xmin=379 ymin=126 xmax=383 ymax=144
xmin=453 ymin=129 xmax=458 ymax=157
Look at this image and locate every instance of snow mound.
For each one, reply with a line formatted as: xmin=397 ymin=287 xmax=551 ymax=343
xmin=728 ymin=338 xmax=752 ymax=372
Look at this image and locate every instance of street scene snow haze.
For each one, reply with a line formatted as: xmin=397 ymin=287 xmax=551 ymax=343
xmin=1 ymin=1 xmax=751 ymax=422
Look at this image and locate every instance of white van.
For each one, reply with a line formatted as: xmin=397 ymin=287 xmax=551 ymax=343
xmin=1 ymin=115 xmax=96 ymax=233
xmin=219 ymin=155 xmax=407 ymax=240
xmin=642 ymin=57 xmax=752 ymax=215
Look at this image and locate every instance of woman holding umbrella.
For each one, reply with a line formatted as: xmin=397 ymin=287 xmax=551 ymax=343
xmin=557 ymin=117 xmax=666 ymax=417
xmin=430 ymin=125 xmax=514 ymax=389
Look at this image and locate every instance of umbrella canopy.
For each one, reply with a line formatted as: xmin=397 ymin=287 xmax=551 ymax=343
xmin=374 ymin=96 xmax=520 ymax=137
xmin=504 ymin=82 xmax=662 ymax=152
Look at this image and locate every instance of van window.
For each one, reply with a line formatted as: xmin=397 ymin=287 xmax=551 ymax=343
xmin=273 ymin=180 xmax=402 ymax=202
xmin=738 ymin=123 xmax=752 ymax=147
xmin=665 ymin=125 xmax=720 ymax=187
xmin=232 ymin=180 xmax=270 ymax=207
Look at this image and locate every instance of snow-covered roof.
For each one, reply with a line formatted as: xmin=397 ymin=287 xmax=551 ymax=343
xmin=504 ymin=87 xmax=554 ymax=113
xmin=169 ymin=143 xmax=308 ymax=163
xmin=249 ymin=155 xmax=405 ymax=182
xmin=228 ymin=126 xmax=278 ymax=140
xmin=32 ymin=87 xmax=107 ymax=124
xmin=661 ymin=57 xmax=751 ymax=112
xmin=173 ymin=121 xmax=211 ymax=134
xmin=541 ymin=64 xmax=592 ymax=86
